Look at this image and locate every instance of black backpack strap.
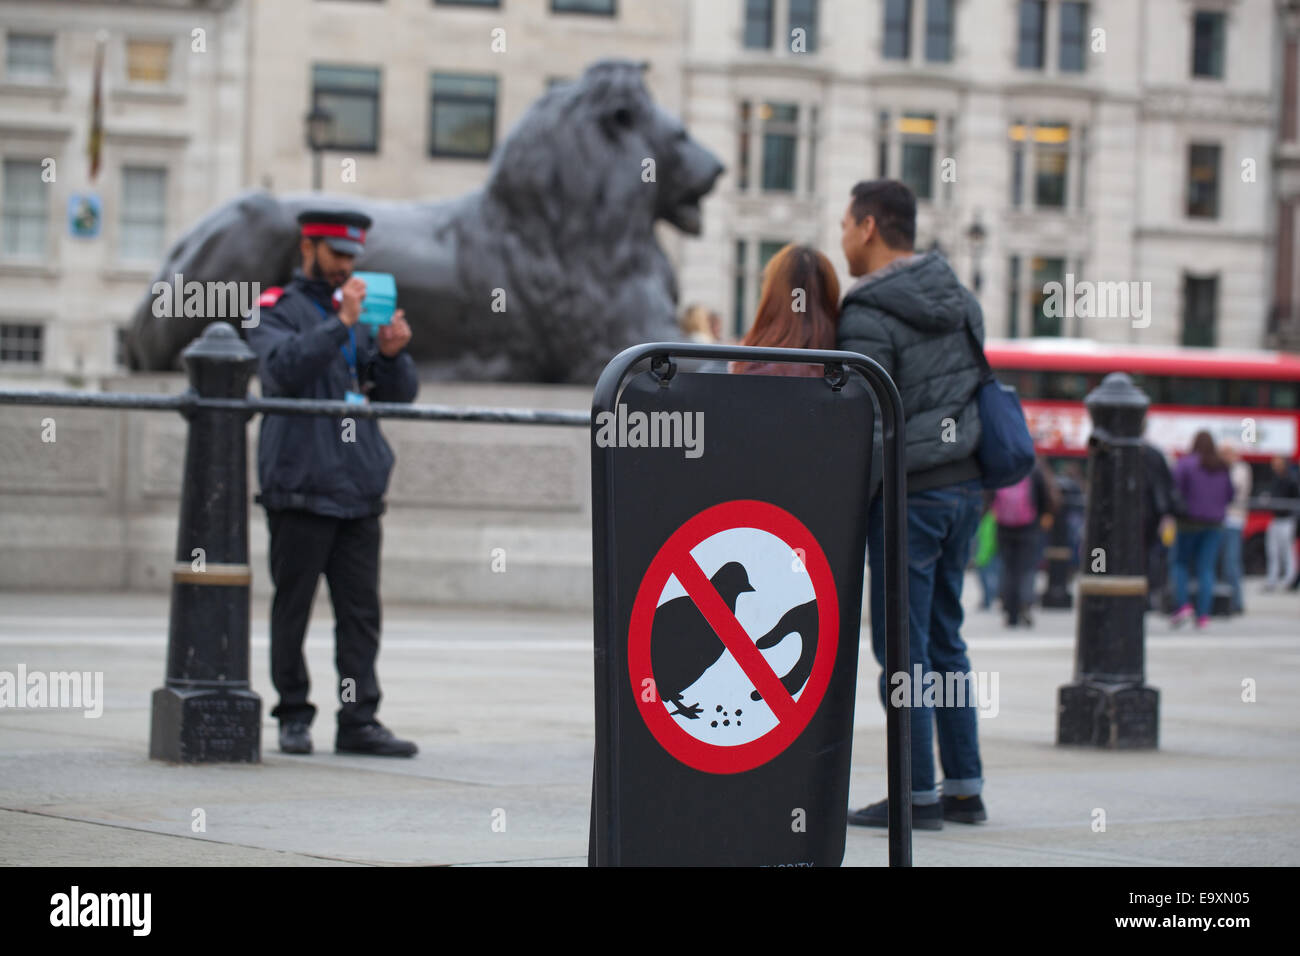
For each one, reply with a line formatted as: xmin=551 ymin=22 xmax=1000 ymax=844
xmin=961 ymin=310 xmax=995 ymax=384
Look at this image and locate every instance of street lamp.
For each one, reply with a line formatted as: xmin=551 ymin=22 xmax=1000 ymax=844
xmin=966 ymin=214 xmax=987 ymax=294
xmin=304 ymin=105 xmax=333 ymax=192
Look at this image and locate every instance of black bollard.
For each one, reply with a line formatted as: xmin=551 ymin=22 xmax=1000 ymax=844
xmin=1057 ymin=373 xmax=1159 ymax=749
xmin=149 ymin=323 xmax=261 ymax=763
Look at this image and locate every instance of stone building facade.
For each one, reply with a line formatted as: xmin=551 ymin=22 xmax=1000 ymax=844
xmin=680 ymin=0 xmax=1279 ymax=350
xmin=0 ymin=0 xmax=1290 ymax=384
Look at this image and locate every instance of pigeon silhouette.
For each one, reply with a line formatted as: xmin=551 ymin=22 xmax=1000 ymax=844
xmin=651 ymin=561 xmax=755 ymax=719
xmin=749 ymin=599 xmax=819 ymax=702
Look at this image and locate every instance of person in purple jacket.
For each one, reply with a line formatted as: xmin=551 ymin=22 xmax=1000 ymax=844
xmin=1170 ymin=431 xmax=1236 ymax=628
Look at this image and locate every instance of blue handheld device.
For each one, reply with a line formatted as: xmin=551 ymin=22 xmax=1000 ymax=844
xmin=352 ymin=271 xmax=397 ymax=326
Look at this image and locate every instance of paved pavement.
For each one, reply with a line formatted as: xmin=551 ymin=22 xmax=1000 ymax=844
xmin=1 ymin=580 xmax=1297 ymax=866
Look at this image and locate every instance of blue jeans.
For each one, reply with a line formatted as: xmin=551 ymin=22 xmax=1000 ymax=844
xmin=867 ymin=478 xmax=984 ymax=805
xmin=1172 ymin=525 xmax=1224 ymax=618
xmin=976 ymin=554 xmax=1001 ymax=610
xmin=1220 ymin=526 xmax=1244 ymax=613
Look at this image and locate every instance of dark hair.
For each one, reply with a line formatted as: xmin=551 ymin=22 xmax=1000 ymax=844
xmin=732 ymin=243 xmax=840 ymax=371
xmin=849 ymin=179 xmax=917 ymax=251
xmin=1191 ymin=430 xmax=1226 ymax=472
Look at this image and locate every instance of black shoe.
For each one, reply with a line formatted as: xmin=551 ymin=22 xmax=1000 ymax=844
xmin=942 ymin=794 xmax=988 ymax=824
xmin=847 ymin=798 xmax=943 ymax=830
xmin=279 ymin=721 xmax=312 ymax=755
xmin=335 ymin=721 xmax=418 ymax=757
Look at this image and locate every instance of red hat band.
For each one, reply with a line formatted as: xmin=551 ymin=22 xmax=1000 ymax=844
xmin=301 ymin=223 xmax=366 ymax=243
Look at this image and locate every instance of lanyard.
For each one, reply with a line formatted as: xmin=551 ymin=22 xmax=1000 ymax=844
xmin=312 ymin=299 xmax=359 ymax=391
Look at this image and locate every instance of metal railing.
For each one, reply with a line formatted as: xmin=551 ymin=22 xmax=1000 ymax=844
xmin=0 ymin=387 xmax=590 ymax=427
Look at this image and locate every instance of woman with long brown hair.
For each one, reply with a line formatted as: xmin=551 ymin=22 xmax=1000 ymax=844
xmin=1170 ymin=430 xmax=1235 ymax=628
xmin=730 ymin=243 xmax=841 ymax=376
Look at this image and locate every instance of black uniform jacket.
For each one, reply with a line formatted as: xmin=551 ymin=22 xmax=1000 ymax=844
xmin=247 ymin=271 xmax=418 ymax=518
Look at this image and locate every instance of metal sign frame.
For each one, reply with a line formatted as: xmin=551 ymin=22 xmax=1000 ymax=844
xmin=590 ymin=342 xmax=912 ymax=867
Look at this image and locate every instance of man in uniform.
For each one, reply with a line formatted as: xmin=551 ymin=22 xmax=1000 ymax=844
xmin=247 ymin=209 xmax=420 ymax=757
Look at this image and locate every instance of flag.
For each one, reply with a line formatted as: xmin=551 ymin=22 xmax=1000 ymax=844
xmin=87 ymin=31 xmax=106 ymax=182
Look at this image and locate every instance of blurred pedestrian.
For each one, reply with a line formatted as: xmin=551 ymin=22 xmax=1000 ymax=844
xmin=728 ymin=244 xmax=840 ymax=377
xmin=992 ymin=459 xmax=1058 ymax=628
xmin=1220 ymin=442 xmax=1252 ymax=614
xmin=1170 ymin=431 xmax=1234 ymax=628
xmin=1141 ymin=438 xmax=1180 ymax=612
xmin=678 ymin=303 xmax=727 ymax=373
xmin=971 ymin=506 xmax=1000 ymax=611
xmin=1058 ymin=460 xmax=1086 ymax=569
xmin=247 ymin=208 xmax=420 ymax=757
xmin=679 ymin=304 xmax=718 ymax=344
xmin=1262 ymin=456 xmax=1299 ymax=592
xmin=836 ymin=179 xmax=988 ymax=829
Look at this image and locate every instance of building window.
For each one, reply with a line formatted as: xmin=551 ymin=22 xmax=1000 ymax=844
xmin=1034 ymin=123 xmax=1069 ymax=207
xmin=899 ymin=113 xmax=937 ymax=200
xmin=115 ymin=327 xmax=130 ymax=369
xmin=1007 ymin=255 xmax=1021 ymax=337
xmin=733 ymin=238 xmax=791 ymax=337
xmin=1186 ymin=143 xmax=1220 ymax=218
xmin=877 ymin=111 xmax=890 ymax=177
xmin=436 ymin=1 xmax=501 ymax=6
xmin=312 ymin=64 xmax=381 ymax=152
xmin=120 ymin=165 xmax=167 ymax=261
xmin=1010 ymin=121 xmax=1072 ymax=210
xmin=125 ymin=39 xmax=171 ymax=84
xmin=5 ymin=33 xmax=54 ymax=83
xmin=1031 ymin=256 xmax=1066 ymax=336
xmin=0 ymin=323 xmax=43 ymax=364
xmin=429 ymin=73 xmax=497 ymax=159
xmin=1059 ymin=2 xmax=1087 ymax=72
xmin=551 ymin=0 xmax=616 ymax=14
xmin=2 ymin=159 xmax=47 ymax=257
xmin=1017 ymin=0 xmax=1046 ymax=69
xmin=738 ymin=99 xmax=816 ymax=196
xmin=884 ymin=0 xmax=911 ymax=60
xmin=760 ymin=102 xmax=798 ymax=192
xmin=744 ymin=0 xmax=774 ymax=48
xmin=807 ymin=106 xmax=818 ymax=192
xmin=737 ymin=101 xmax=752 ymax=190
xmin=925 ymin=0 xmax=954 ymax=62
xmin=880 ymin=110 xmax=952 ymax=202
xmin=1191 ymin=10 xmax=1225 ymax=79
xmin=1182 ymin=274 xmax=1218 ymax=346
xmin=733 ymin=240 xmax=747 ymax=336
xmin=788 ymin=0 xmax=818 ymax=52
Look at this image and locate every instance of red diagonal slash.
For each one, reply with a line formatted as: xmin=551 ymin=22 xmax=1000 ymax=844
xmin=670 ymin=551 xmax=798 ymax=725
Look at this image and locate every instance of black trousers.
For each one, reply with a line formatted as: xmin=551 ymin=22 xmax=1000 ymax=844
xmin=997 ymin=523 xmax=1039 ymax=625
xmin=266 ymin=508 xmax=382 ymax=729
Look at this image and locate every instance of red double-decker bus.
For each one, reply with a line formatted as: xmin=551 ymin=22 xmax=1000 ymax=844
xmin=985 ymin=338 xmax=1300 ymax=569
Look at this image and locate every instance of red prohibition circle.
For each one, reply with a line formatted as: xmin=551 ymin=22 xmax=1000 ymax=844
xmin=627 ymin=499 xmax=839 ymax=775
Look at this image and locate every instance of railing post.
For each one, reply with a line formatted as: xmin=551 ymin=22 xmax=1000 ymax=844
xmin=149 ymin=322 xmax=261 ymax=763
xmin=1057 ymin=372 xmax=1159 ymax=748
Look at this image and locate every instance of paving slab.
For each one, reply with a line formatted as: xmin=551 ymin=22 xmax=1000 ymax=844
xmin=1 ymin=580 xmax=1296 ymax=866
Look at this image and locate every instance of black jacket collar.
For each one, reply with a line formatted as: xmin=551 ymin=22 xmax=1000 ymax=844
xmin=289 ymin=269 xmax=337 ymax=311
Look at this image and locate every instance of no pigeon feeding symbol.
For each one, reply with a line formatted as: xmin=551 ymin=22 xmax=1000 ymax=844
xmin=628 ymin=499 xmax=839 ymax=774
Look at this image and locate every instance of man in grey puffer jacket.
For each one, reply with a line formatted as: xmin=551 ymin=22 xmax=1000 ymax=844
xmin=837 ymin=179 xmax=988 ymax=830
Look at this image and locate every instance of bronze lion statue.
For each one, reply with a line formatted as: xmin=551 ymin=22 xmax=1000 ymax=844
xmin=126 ymin=58 xmax=725 ymax=383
